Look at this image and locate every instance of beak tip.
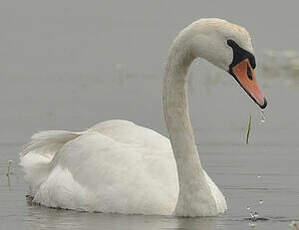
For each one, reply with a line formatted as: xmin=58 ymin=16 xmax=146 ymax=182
xmin=259 ymin=97 xmax=267 ymax=109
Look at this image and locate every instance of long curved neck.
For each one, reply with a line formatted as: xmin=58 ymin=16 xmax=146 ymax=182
xmin=163 ymin=32 xmax=217 ymax=216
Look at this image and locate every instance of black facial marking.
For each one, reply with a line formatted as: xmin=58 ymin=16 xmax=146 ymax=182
xmin=247 ymin=63 xmax=253 ymax=80
xmin=227 ymin=39 xmax=256 ymax=74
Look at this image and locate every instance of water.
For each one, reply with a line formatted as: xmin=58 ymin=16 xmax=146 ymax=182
xmin=260 ymin=111 xmax=266 ymax=124
xmin=2 ymin=70 xmax=299 ymax=230
xmin=259 ymin=200 xmax=264 ymax=205
xmin=1 ymin=0 xmax=299 ymax=229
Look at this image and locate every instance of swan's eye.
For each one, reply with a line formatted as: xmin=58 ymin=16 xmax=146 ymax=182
xmin=227 ymin=39 xmax=256 ymax=72
xmin=247 ymin=63 xmax=253 ymax=80
xmin=227 ymin=39 xmax=234 ymax=46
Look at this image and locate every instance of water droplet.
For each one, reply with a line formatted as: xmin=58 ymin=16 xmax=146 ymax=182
xmin=260 ymin=110 xmax=266 ymax=123
xmin=259 ymin=200 xmax=264 ymax=205
xmin=257 ymin=175 xmax=261 ymax=178
xmin=253 ymin=211 xmax=259 ymax=220
xmin=249 ymin=211 xmax=259 ymax=221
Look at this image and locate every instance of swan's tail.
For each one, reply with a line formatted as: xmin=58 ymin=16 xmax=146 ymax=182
xmin=20 ymin=130 xmax=83 ymax=195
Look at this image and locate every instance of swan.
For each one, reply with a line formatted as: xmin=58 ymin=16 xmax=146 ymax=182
xmin=20 ymin=18 xmax=267 ymax=217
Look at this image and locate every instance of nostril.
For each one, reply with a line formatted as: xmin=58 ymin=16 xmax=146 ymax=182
xmin=247 ymin=63 xmax=253 ymax=80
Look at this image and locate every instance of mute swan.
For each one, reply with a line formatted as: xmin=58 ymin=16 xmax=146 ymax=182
xmin=20 ymin=18 xmax=267 ymax=217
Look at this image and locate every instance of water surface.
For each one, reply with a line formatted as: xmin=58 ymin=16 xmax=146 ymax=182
xmin=1 ymin=1 xmax=299 ymax=229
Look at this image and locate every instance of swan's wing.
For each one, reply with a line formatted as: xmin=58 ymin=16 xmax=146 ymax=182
xmin=34 ymin=131 xmax=178 ymax=214
xmin=90 ymin=120 xmax=172 ymax=154
xmin=21 ymin=130 xmax=83 ymax=157
xmin=20 ymin=120 xmax=178 ymax=213
xmin=20 ymin=130 xmax=84 ymax=194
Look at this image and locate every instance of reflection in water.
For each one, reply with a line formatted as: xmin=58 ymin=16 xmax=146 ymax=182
xmin=6 ymin=160 xmax=13 ymax=191
xmin=23 ymin=204 xmax=222 ymax=230
xmin=7 ymin=160 xmax=13 ymax=177
xmin=7 ymin=174 xmax=11 ymax=191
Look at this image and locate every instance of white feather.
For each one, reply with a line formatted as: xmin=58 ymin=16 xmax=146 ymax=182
xmin=20 ymin=18 xmax=256 ymax=216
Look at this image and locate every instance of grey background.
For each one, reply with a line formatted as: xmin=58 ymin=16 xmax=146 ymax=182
xmin=1 ymin=0 xmax=299 ymax=229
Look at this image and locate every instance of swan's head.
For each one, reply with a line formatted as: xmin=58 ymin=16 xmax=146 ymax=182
xmin=188 ymin=18 xmax=267 ymax=109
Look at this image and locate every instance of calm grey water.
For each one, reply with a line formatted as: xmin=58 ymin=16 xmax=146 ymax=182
xmin=1 ymin=1 xmax=299 ymax=229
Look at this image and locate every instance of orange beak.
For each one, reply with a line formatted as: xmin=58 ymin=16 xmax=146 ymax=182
xmin=231 ymin=58 xmax=267 ymax=109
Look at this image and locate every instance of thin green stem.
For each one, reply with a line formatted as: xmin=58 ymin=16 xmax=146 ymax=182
xmin=246 ymin=115 xmax=252 ymax=145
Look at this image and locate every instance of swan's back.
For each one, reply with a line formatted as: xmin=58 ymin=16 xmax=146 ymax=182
xmin=20 ymin=120 xmax=179 ymax=214
xmin=90 ymin=120 xmax=172 ymax=152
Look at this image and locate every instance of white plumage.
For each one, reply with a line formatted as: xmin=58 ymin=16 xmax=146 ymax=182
xmin=21 ymin=120 xmax=226 ymax=214
xmin=20 ymin=18 xmax=258 ymax=216
xmin=21 ymin=120 xmax=176 ymax=214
